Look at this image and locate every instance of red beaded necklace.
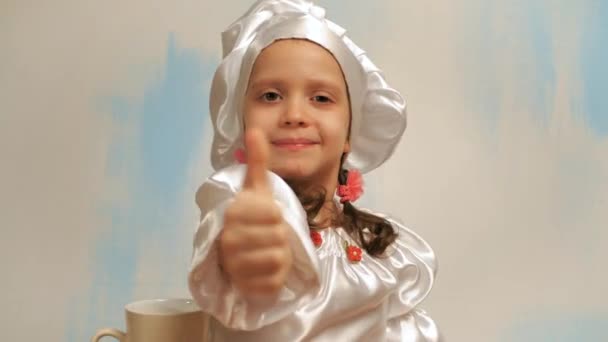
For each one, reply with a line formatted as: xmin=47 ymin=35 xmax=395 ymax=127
xmin=309 ymin=229 xmax=363 ymax=263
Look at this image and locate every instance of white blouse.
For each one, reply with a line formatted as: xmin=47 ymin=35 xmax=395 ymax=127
xmin=189 ymin=165 xmax=441 ymax=341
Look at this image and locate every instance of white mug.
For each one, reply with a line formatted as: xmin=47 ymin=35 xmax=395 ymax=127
xmin=91 ymin=298 xmax=208 ymax=342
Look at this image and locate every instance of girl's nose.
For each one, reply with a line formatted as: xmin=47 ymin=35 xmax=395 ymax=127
xmin=281 ymin=98 xmax=309 ymax=127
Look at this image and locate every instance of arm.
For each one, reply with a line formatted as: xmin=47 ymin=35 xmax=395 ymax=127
xmin=188 ymin=165 xmax=321 ymax=331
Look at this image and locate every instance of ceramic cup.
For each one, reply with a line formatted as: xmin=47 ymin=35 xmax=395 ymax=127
xmin=91 ymin=298 xmax=208 ymax=342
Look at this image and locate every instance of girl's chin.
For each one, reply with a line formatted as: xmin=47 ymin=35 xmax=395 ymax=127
xmin=272 ymin=167 xmax=306 ymax=179
xmin=270 ymin=163 xmax=312 ymax=181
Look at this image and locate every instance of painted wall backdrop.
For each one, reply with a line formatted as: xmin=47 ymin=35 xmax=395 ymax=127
xmin=2 ymin=1 xmax=607 ymax=341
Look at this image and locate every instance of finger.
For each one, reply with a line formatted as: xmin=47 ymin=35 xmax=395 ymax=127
xmin=224 ymin=192 xmax=282 ymax=225
xmin=221 ymin=224 xmax=288 ymax=253
xmin=228 ymin=247 xmax=289 ymax=279
xmin=242 ymin=128 xmax=270 ymax=193
xmin=239 ymin=274 xmax=285 ymax=297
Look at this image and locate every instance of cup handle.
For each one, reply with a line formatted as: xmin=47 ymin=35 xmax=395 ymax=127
xmin=91 ymin=328 xmax=126 ymax=342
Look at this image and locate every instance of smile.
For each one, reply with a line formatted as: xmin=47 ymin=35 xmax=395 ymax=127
xmin=272 ymin=138 xmax=319 ymax=151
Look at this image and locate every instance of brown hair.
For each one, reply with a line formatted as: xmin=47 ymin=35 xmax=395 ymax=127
xmin=277 ymin=38 xmax=397 ymax=256
xmin=291 ymin=154 xmax=398 ymax=257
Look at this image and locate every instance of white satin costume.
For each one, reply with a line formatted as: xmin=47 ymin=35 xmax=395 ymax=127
xmin=188 ymin=166 xmax=440 ymax=341
xmin=188 ymin=1 xmax=441 ymax=340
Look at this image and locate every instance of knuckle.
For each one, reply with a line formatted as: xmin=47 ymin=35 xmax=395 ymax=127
xmin=219 ymin=230 xmax=232 ymax=247
xmin=268 ymin=203 xmax=282 ymax=222
xmin=220 ymin=231 xmax=241 ymax=254
xmin=235 ymin=281 xmax=251 ymax=296
xmin=267 ymin=276 xmax=283 ymax=292
xmin=222 ymin=259 xmax=239 ymax=278
xmin=224 ymin=205 xmax=238 ymax=222
xmin=267 ymin=251 xmax=284 ymax=271
xmin=270 ymin=224 xmax=289 ymax=246
xmin=274 ymin=225 xmax=288 ymax=244
xmin=227 ymin=257 xmax=246 ymax=275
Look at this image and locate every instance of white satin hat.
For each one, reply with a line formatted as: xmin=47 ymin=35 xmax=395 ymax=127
xmin=209 ymin=0 xmax=407 ymax=174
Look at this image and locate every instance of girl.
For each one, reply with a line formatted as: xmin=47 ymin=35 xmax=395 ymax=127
xmin=189 ymin=1 xmax=440 ymax=341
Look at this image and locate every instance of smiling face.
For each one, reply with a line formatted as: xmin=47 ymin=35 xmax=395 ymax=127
xmin=243 ymin=39 xmax=351 ymax=188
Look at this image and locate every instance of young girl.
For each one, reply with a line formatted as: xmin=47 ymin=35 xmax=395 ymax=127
xmin=189 ymin=1 xmax=440 ymax=340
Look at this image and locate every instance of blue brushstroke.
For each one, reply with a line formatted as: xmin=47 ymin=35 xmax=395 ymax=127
xmin=465 ymin=0 xmax=555 ymax=132
xmin=463 ymin=0 xmax=508 ymax=132
xmin=138 ymin=36 xmax=209 ymax=202
xmin=524 ymin=0 xmax=556 ymax=126
xmin=502 ymin=312 xmax=608 ymax=342
xmin=70 ymin=33 xmax=217 ymax=341
xmin=580 ymin=1 xmax=608 ymax=136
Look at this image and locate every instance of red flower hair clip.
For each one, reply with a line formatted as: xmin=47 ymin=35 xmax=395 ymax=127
xmin=337 ymin=170 xmax=363 ymax=203
xmin=234 ymin=148 xmax=247 ymax=164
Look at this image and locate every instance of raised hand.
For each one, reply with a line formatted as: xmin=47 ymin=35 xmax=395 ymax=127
xmin=219 ymin=128 xmax=293 ymax=298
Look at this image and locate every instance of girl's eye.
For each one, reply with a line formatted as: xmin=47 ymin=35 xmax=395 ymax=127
xmin=261 ymin=92 xmax=281 ymax=102
xmin=313 ymin=95 xmax=332 ymax=103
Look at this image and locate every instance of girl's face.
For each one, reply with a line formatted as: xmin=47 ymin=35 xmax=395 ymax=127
xmin=244 ymin=39 xmax=351 ymax=185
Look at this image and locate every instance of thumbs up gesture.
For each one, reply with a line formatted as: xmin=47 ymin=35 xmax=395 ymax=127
xmin=219 ymin=129 xmax=294 ymax=298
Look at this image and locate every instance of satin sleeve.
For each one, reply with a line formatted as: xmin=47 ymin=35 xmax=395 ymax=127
xmin=383 ymin=217 xmax=441 ymax=341
xmin=386 ymin=308 xmax=442 ymax=341
xmin=187 ymin=165 xmax=321 ymax=331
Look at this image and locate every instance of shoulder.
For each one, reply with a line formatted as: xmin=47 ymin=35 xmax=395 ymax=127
xmin=387 ymin=215 xmax=438 ymax=279
xmin=356 ymin=207 xmax=438 ymax=278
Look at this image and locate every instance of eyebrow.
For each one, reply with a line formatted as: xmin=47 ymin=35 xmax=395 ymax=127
xmin=248 ymin=78 xmax=283 ymax=91
xmin=248 ymin=77 xmax=346 ymax=95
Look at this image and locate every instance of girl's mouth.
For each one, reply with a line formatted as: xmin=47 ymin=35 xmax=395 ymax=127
xmin=272 ymin=138 xmax=319 ymax=151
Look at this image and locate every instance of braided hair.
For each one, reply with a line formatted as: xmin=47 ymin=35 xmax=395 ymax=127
xmin=292 ymin=154 xmax=398 ymax=257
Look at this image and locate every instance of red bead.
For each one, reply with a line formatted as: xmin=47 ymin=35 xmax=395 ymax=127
xmin=346 ymin=245 xmax=362 ymax=262
xmin=310 ymin=231 xmax=323 ymax=247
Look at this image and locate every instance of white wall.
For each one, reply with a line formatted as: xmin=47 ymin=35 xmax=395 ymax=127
xmin=2 ymin=1 xmax=607 ymax=341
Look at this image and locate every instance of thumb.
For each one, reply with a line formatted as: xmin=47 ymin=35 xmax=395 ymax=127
xmin=242 ymin=128 xmax=271 ymax=193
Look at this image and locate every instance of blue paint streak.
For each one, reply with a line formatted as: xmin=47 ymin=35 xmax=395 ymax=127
xmin=465 ymin=0 xmax=503 ymax=132
xmin=580 ymin=1 xmax=608 ymax=136
xmin=71 ymin=33 xmax=217 ymax=341
xmin=138 ymin=35 xmax=209 ymax=202
xmin=465 ymin=1 xmax=555 ymax=132
xmin=524 ymin=1 xmax=556 ymax=126
xmin=502 ymin=312 xmax=608 ymax=342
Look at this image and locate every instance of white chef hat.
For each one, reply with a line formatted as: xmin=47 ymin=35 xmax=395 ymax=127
xmin=209 ymin=0 xmax=407 ymax=174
